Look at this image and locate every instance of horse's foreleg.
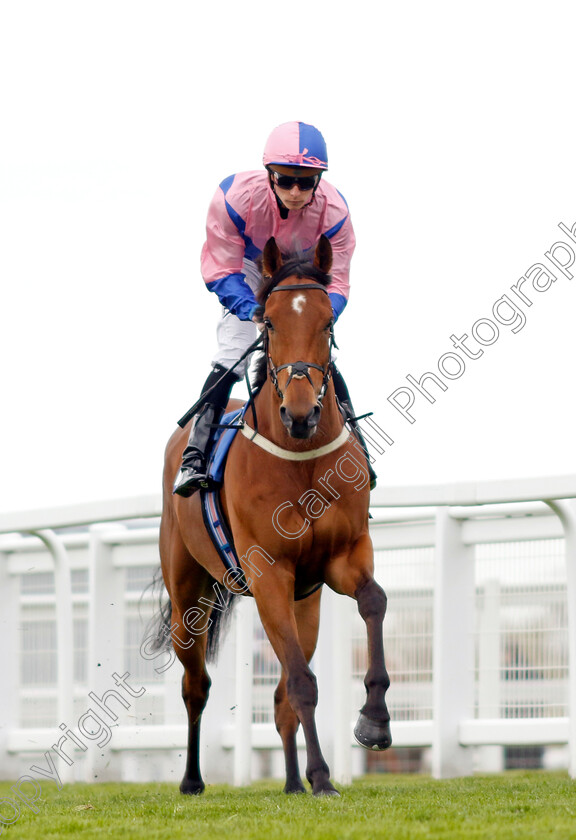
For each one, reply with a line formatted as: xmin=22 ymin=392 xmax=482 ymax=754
xmin=254 ymin=579 xmax=337 ymax=796
xmin=353 ymin=577 xmax=392 ymax=750
xmin=326 ymin=534 xmax=392 ymax=751
xmin=273 ymin=587 xmax=322 ymax=794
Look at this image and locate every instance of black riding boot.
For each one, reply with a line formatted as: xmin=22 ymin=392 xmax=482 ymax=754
xmin=173 ymin=364 xmax=239 ymax=497
xmin=332 ymin=366 xmax=377 ymax=490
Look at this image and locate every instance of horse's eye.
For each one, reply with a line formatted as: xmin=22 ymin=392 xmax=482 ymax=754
xmin=264 ymin=318 xmax=274 ymax=331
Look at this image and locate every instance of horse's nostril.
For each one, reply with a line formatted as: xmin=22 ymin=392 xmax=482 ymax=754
xmin=304 ymin=405 xmax=321 ymax=429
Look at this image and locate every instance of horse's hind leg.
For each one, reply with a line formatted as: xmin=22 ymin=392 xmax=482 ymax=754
xmin=274 ymin=587 xmax=322 ymax=794
xmin=170 ymin=583 xmax=215 ymax=794
xmin=160 ymin=508 xmax=214 ymax=794
xmin=179 ymin=645 xmax=211 ymax=794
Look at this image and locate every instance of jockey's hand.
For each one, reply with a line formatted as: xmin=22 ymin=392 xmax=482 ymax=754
xmin=251 ymin=305 xmax=265 ymax=331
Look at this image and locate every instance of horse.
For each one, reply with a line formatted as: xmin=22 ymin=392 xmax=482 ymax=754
xmin=157 ymin=235 xmax=391 ymax=796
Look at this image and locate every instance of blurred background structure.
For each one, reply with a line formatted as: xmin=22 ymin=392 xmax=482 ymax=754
xmin=1 ymin=476 xmax=575 ymax=785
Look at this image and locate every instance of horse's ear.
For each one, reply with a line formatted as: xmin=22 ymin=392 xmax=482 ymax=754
xmin=314 ymin=234 xmax=333 ymax=274
xmin=262 ymin=237 xmax=283 ymax=278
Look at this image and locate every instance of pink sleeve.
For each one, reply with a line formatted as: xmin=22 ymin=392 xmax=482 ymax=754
xmin=328 ymin=212 xmax=355 ymax=301
xmin=201 ymin=186 xmax=246 ymax=286
xmin=320 ymin=184 xmax=356 ymax=319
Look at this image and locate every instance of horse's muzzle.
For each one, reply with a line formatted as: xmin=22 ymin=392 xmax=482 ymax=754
xmin=280 ymin=404 xmax=321 ymax=439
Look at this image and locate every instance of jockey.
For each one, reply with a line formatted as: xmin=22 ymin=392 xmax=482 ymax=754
xmin=173 ymin=121 xmax=375 ymax=496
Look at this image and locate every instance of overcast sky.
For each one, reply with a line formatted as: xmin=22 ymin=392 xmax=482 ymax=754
xmin=1 ymin=0 xmax=575 ymax=514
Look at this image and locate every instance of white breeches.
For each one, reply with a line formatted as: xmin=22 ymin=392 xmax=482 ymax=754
xmin=210 ymin=260 xmax=260 ymax=377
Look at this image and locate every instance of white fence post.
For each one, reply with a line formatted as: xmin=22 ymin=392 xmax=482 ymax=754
xmin=315 ymin=588 xmax=354 ymax=785
xmin=477 ymin=578 xmax=504 ymax=772
xmin=546 ymin=499 xmax=576 ymax=778
xmin=233 ymin=596 xmax=254 ymax=786
xmin=332 ymin=592 xmax=353 ymax=784
xmin=33 ymin=530 xmax=75 ymax=785
xmin=0 ymin=548 xmax=21 ymax=778
xmin=87 ymin=525 xmax=126 ymax=781
xmin=432 ymin=507 xmax=475 ymax=778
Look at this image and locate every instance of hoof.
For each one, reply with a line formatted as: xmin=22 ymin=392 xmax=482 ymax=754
xmin=311 ymin=778 xmax=340 ymax=797
xmin=314 ymin=787 xmax=340 ymax=798
xmin=354 ymin=713 xmax=392 ymax=751
xmin=284 ymin=782 xmax=306 ymax=795
xmin=180 ymin=780 xmax=205 ymax=795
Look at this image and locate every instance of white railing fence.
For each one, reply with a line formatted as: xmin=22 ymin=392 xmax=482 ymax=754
xmin=1 ymin=477 xmax=576 ymax=785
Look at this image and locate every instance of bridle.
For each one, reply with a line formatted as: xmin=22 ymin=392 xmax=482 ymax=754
xmin=263 ymin=282 xmax=337 ymax=403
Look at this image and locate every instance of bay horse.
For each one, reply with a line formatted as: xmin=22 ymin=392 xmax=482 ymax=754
xmin=158 ymin=236 xmax=391 ymax=796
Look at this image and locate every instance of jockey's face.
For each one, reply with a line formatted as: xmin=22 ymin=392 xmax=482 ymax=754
xmin=269 ymin=165 xmax=321 ymax=211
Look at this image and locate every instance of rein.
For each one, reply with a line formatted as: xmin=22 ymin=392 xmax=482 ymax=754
xmin=264 ymin=282 xmax=336 ymax=403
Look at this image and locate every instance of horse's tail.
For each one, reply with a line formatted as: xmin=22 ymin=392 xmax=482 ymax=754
xmin=144 ymin=567 xmax=238 ymax=663
xmin=143 ymin=567 xmax=173 ymax=652
xmin=206 ymin=588 xmax=238 ymax=663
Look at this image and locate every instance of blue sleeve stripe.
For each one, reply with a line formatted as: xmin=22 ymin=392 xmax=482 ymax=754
xmin=207 ymin=273 xmax=258 ymax=322
xmin=219 ymin=174 xmax=235 ymax=195
xmin=329 ymin=292 xmax=347 ymax=321
xmin=324 ymin=215 xmax=347 ymax=239
xmin=223 ymin=198 xmax=261 ymax=261
xmin=244 ymin=242 xmax=262 ymax=260
xmin=223 ymin=199 xmax=246 ymax=235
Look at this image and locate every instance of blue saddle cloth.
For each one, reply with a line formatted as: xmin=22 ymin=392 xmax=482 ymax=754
xmin=200 ymin=406 xmax=251 ymax=595
xmin=207 ymin=407 xmax=245 ymax=483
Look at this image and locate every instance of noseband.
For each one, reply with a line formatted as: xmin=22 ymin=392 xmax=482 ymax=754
xmin=264 ymin=283 xmax=336 ymax=402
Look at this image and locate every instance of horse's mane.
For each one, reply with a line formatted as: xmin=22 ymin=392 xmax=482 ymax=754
xmin=251 ymin=252 xmax=332 ymax=391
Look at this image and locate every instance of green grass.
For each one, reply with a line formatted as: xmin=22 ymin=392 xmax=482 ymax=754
xmin=1 ymin=773 xmax=575 ymax=839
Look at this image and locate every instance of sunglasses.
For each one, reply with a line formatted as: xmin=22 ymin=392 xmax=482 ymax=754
xmin=270 ymin=171 xmax=320 ymax=191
